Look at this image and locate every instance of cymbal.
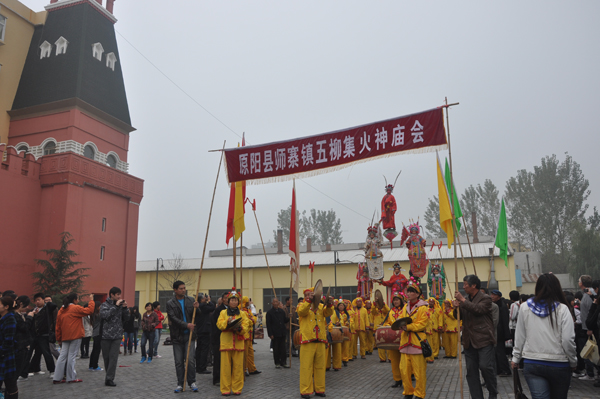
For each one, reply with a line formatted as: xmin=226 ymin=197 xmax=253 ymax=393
xmin=226 ymin=317 xmax=243 ymax=330
xmin=312 ymin=279 xmax=323 ymax=312
xmin=391 ymin=317 xmax=413 ymax=331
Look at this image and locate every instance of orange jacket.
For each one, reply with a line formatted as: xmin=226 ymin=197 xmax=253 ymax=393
xmin=56 ymin=300 xmax=95 ymax=343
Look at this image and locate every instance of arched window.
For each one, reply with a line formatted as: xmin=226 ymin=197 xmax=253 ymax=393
xmin=17 ymin=145 xmax=28 ymax=158
xmin=43 ymin=141 xmax=56 ymax=155
xmin=106 ymin=154 xmax=117 ymax=168
xmin=83 ymin=145 xmax=95 ymax=160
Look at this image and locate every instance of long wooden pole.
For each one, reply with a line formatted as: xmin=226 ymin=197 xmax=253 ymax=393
xmin=289 ymin=271 xmax=293 ymax=368
xmin=238 ymin=233 xmax=240 ymax=296
xmin=435 ymin=246 xmax=453 ymax=298
xmin=445 ymin=98 xmax=463 ymax=399
xmin=252 ymin=208 xmax=277 ymax=297
xmin=460 ymin=214 xmax=478 ymax=275
xmin=233 ymin=225 xmax=237 ymax=288
xmin=183 ymin=141 xmax=225 ymax=391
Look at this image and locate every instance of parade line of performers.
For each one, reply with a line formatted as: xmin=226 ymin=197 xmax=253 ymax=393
xmin=215 ymin=265 xmax=460 ymax=399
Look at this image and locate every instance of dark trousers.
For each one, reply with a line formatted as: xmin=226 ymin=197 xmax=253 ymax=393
xmin=0 ymin=378 xmax=18 ymax=397
xmin=464 ymin=344 xmax=498 ymax=399
xmin=101 ymin=339 xmax=121 ymax=382
xmin=195 ymin=333 xmax=210 ymax=372
xmin=211 ymin=341 xmax=220 ymax=384
xmin=173 ymin=333 xmax=196 ymax=387
xmin=272 ymin=336 xmax=286 ymax=366
xmin=577 ymin=333 xmax=596 ymax=377
xmin=141 ymin=330 xmax=155 ymax=359
xmin=28 ymin=335 xmax=55 ymax=373
xmin=495 ymin=339 xmax=511 ymax=375
xmin=80 ymin=336 xmax=91 ymax=356
xmin=16 ymin=347 xmax=29 ymax=378
xmin=89 ymin=336 xmax=102 ymax=369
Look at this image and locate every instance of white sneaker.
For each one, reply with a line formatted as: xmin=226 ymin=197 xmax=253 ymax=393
xmin=190 ymin=383 xmax=199 ymax=392
xmin=154 ymin=354 xmax=162 ymax=358
xmin=49 ymin=372 xmax=54 ymax=379
xmin=579 ymin=374 xmax=595 ymax=380
xmin=28 ymin=373 xmax=34 ymax=377
xmin=270 ymin=348 xmax=273 ymax=352
xmin=34 ymin=371 xmax=45 ymax=375
xmin=17 ymin=376 xmax=27 ymax=381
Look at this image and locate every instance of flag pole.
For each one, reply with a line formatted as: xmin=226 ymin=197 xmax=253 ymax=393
xmin=435 ymin=245 xmax=453 ymax=298
xmin=238 ymin=233 xmax=240 ymax=296
xmin=182 ymin=140 xmax=226 ymax=392
xmin=289 ymin=270 xmax=293 ymax=368
xmin=233 ymin=225 xmax=237 ymax=288
xmin=460 ymin=215 xmax=479 ymax=276
xmin=444 ymin=97 xmax=464 ymax=399
xmin=252 ymin=206 xmax=277 ymax=297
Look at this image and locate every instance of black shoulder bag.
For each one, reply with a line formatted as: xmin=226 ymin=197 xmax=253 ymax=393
xmin=412 ymin=331 xmax=432 ymax=358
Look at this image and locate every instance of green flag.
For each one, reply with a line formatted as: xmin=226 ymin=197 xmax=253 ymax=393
xmin=495 ymin=198 xmax=508 ymax=267
xmin=444 ymin=158 xmax=462 ymax=232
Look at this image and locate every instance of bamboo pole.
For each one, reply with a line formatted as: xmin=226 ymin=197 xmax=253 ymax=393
xmin=289 ymin=271 xmax=293 ymax=368
xmin=252 ymin=208 xmax=277 ymax=297
xmin=238 ymin=233 xmax=240 ymax=296
xmin=233 ymin=226 xmax=237 ymax=288
xmin=182 ymin=141 xmax=225 ymax=391
xmin=445 ymin=98 xmax=464 ymax=399
xmin=435 ymin=245 xmax=453 ymax=298
xmin=460 ymin=214 xmax=478 ymax=275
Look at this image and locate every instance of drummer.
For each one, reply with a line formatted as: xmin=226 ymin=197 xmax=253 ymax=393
xmin=329 ymin=300 xmax=350 ymax=370
xmin=397 ymin=279 xmax=429 ymax=399
xmin=371 ymin=294 xmax=390 ymax=363
xmin=216 ymin=288 xmax=251 ymax=396
xmin=297 ymin=287 xmax=334 ymax=399
xmin=384 ymin=292 xmax=405 ymax=388
xmin=352 ymin=297 xmax=369 ymax=359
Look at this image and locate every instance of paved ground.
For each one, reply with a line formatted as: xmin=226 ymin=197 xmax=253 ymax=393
xmin=17 ymin=336 xmax=600 ymax=399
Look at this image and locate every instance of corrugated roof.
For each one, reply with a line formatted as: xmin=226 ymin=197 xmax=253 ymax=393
xmin=137 ymin=241 xmax=507 ymax=272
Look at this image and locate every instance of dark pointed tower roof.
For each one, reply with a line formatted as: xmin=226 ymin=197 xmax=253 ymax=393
xmin=11 ymin=0 xmax=131 ymax=126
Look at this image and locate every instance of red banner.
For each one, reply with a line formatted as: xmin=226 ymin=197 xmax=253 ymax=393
xmin=224 ymin=107 xmax=447 ymax=184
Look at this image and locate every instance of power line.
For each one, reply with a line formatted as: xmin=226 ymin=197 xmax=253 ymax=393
xmin=116 ymin=30 xmax=370 ymax=223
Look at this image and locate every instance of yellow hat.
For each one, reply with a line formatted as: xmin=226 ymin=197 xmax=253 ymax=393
xmin=242 ymin=296 xmax=249 ymax=306
xmin=303 ymin=287 xmax=314 ymax=295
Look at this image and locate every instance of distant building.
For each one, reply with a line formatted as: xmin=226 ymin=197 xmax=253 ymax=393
xmin=0 ymin=0 xmax=142 ymax=303
xmin=136 ymin=236 xmax=516 ymax=314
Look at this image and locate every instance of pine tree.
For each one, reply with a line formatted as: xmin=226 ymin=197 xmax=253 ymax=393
xmin=32 ymin=232 xmax=90 ymax=302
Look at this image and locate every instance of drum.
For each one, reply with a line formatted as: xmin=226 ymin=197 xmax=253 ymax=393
xmin=293 ymin=330 xmax=302 ymax=349
xmin=375 ymin=326 xmax=402 ymax=350
xmin=330 ymin=327 xmax=344 ymax=344
xmin=341 ymin=326 xmax=351 ymax=341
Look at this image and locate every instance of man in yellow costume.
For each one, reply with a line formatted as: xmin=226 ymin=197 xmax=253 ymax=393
xmin=351 ymin=297 xmax=369 ymax=359
xmin=298 ymin=287 xmax=334 ymax=399
xmin=240 ymin=296 xmax=261 ymax=376
xmin=384 ymin=293 xmax=405 ymax=388
xmin=442 ymin=300 xmax=458 ymax=358
xmin=372 ymin=297 xmax=390 ymax=362
xmin=216 ymin=288 xmax=251 ymax=396
xmin=328 ymin=299 xmax=350 ymax=371
xmin=364 ymin=299 xmax=375 ymax=355
xmin=342 ymin=299 xmax=354 ymax=365
xmin=398 ymin=279 xmax=429 ymax=399
xmin=425 ymin=297 xmax=441 ymax=363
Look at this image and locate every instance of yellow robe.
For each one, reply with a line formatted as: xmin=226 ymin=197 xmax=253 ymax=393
xmin=217 ymin=309 xmax=250 ymax=395
xmin=443 ymin=305 xmax=459 ymax=357
xmin=329 ymin=311 xmax=349 ymax=369
xmin=352 ymin=306 xmax=369 ymax=357
xmin=398 ymin=300 xmax=429 ymax=399
xmin=384 ymin=306 xmax=404 ymax=382
xmin=241 ymin=307 xmax=257 ymax=373
xmin=297 ymin=301 xmax=334 ymax=395
xmin=372 ymin=303 xmax=390 ymax=361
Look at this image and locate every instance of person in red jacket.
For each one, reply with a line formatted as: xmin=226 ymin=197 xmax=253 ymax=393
xmin=53 ymin=294 xmax=94 ymax=384
xmin=152 ymin=301 xmax=165 ymax=358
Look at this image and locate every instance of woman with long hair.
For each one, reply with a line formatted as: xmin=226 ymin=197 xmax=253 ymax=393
xmin=53 ymin=294 xmax=95 ymax=384
xmin=0 ymin=296 xmax=18 ymax=398
xmin=511 ymin=273 xmax=577 ymax=399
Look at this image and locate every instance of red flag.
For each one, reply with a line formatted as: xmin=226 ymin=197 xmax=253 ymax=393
xmin=289 ymin=180 xmax=300 ymax=292
xmin=438 ymin=241 xmax=443 ymax=250
xmin=309 ymin=261 xmax=315 ymax=272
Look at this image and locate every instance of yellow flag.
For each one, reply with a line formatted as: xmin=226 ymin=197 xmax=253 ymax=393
xmin=233 ymin=179 xmax=245 ymax=242
xmin=437 ymin=152 xmax=454 ymax=248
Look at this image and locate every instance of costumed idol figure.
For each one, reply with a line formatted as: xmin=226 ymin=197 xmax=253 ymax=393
xmin=381 ymin=171 xmax=401 ymax=245
xmin=406 ymin=222 xmax=428 ymax=280
xmin=427 ymin=262 xmax=446 ymax=305
xmin=365 ymin=224 xmax=383 ymax=259
xmin=356 ymin=263 xmax=373 ymax=299
xmin=379 ymin=263 xmax=408 ymax=299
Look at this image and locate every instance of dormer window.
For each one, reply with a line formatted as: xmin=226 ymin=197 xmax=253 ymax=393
xmin=40 ymin=41 xmax=52 ymax=59
xmin=55 ymin=36 xmax=69 ymax=56
xmin=92 ymin=42 xmax=104 ymax=61
xmin=106 ymin=52 xmax=117 ymax=71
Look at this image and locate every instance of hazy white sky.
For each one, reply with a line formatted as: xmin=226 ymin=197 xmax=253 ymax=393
xmin=22 ymin=1 xmax=600 ymax=261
